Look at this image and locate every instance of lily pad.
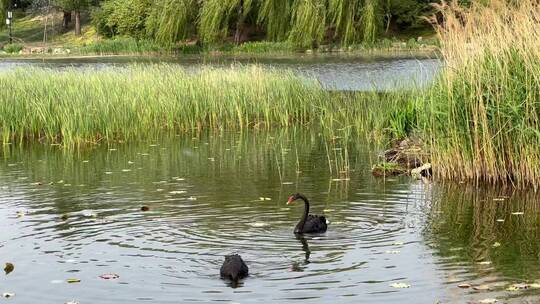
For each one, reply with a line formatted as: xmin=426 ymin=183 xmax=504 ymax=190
xmin=99 ymin=273 xmax=120 ymax=280
xmin=390 ymin=282 xmax=411 ymax=289
xmin=4 ymin=262 xmax=14 ymax=275
xmin=66 ymin=278 xmax=81 ymax=283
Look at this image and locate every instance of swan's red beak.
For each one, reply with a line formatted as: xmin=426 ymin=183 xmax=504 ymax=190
xmin=287 ymin=196 xmax=294 ymax=205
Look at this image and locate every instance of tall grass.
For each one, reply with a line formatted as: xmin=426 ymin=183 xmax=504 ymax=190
xmin=0 ymin=65 xmax=404 ymax=147
xmin=421 ymin=0 xmax=540 ymax=188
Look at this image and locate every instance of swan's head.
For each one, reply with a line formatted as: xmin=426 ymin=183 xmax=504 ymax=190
xmin=287 ymin=193 xmax=303 ymax=204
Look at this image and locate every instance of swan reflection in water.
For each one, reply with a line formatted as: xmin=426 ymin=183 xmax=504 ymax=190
xmin=290 ymin=235 xmax=311 ymax=272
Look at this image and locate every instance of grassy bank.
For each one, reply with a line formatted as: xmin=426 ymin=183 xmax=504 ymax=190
xmin=0 ymin=65 xmax=405 ymax=146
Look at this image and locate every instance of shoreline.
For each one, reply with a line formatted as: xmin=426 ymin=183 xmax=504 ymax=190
xmin=0 ymin=46 xmax=440 ymax=61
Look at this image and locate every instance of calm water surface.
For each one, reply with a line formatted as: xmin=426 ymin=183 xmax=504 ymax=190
xmin=0 ymin=131 xmax=539 ymax=303
xmin=0 ymin=54 xmax=441 ymax=90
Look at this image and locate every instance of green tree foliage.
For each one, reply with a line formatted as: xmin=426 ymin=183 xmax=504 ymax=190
xmin=146 ymin=0 xmax=198 ymax=45
xmin=92 ymin=0 xmax=440 ymax=47
xmin=288 ymin=0 xmax=326 ymax=48
xmin=257 ymin=0 xmax=292 ymax=41
xmin=198 ymin=0 xmax=254 ymax=44
xmin=92 ymin=0 xmax=152 ymax=38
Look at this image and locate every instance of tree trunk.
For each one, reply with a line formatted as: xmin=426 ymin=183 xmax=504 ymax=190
xmin=234 ymin=0 xmax=244 ymax=44
xmin=62 ymin=11 xmax=71 ymax=31
xmin=75 ymin=10 xmax=81 ymax=36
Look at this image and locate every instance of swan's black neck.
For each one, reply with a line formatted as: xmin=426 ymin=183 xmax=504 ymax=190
xmin=296 ymin=194 xmax=310 ymax=233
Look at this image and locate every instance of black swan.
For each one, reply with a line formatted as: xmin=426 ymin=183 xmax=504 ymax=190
xmin=220 ymin=254 xmax=248 ymax=285
xmin=287 ymin=193 xmax=328 ymax=234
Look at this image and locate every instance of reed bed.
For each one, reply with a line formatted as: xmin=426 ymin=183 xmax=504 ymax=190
xmin=419 ymin=0 xmax=540 ymax=189
xmin=0 ymin=65 xmax=403 ymax=147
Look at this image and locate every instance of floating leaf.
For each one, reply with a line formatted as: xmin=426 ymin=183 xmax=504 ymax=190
xmin=385 ymin=250 xmax=400 ymax=254
xmin=392 ymin=241 xmax=404 ymax=246
xmin=122 ymin=169 xmax=131 ymax=172
xmin=16 ymin=211 xmax=26 ymax=218
xmin=390 ymin=282 xmax=410 ymax=288
xmin=496 ymin=219 xmax=505 ymax=222
xmin=66 ymin=278 xmax=81 ymax=283
xmin=492 ymin=242 xmax=501 ymax=247
xmin=250 ymin=222 xmax=269 ymax=228
xmin=493 ymin=198 xmax=505 ymax=201
xmin=187 ymin=196 xmax=197 ymax=201
xmin=473 ymin=284 xmax=490 ymax=290
xmin=457 ymin=283 xmax=471 ymax=288
xmin=478 ymin=299 xmax=497 ymax=304
xmin=323 ymin=209 xmax=335 ymax=212
xmin=4 ymin=262 xmax=14 ymax=275
xmin=282 ymin=182 xmax=294 ymax=185
xmin=506 ymin=283 xmax=528 ymax=291
xmin=105 ymin=172 xmax=113 ymax=175
xmin=169 ymin=191 xmax=187 ymax=195
xmin=478 ymin=261 xmax=492 ymax=265
xmin=99 ymin=273 xmax=120 ymax=280
xmin=65 ymin=301 xmax=79 ymax=304
xmin=82 ymin=160 xmax=89 ymax=163
xmin=128 ymin=161 xmax=134 ymax=164
xmin=511 ymin=212 xmax=524 ymax=215
xmin=2 ymin=293 xmax=15 ymax=298
xmin=50 ymin=279 xmax=64 ymax=284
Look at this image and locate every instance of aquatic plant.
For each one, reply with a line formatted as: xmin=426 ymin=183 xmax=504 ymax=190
xmin=419 ymin=0 xmax=540 ymax=189
xmin=0 ymin=65 xmax=404 ymax=147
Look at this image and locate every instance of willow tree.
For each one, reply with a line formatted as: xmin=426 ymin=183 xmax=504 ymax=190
xmin=0 ymin=0 xmax=8 ymax=30
xmin=257 ymin=0 xmax=293 ymax=41
xmin=360 ymin=0 xmax=383 ymax=43
xmin=146 ymin=0 xmax=198 ymax=45
xmin=56 ymin=0 xmax=92 ymax=35
xmin=329 ymin=0 xmax=363 ymax=45
xmin=288 ymin=0 xmax=326 ymax=48
xmin=198 ymin=0 xmax=254 ymax=44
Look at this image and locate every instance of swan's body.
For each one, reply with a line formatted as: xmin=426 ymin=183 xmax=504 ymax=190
xmin=220 ymin=254 xmax=248 ymax=283
xmin=287 ymin=193 xmax=328 ymax=234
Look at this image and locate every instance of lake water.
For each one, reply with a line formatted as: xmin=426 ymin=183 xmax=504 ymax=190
xmin=0 ymin=54 xmax=441 ymax=91
xmin=0 ymin=130 xmax=538 ymax=303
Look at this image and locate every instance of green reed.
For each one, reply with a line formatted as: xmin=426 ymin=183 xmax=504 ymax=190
xmin=0 ymin=65 xmax=405 ymax=148
xmin=416 ymin=0 xmax=540 ymax=189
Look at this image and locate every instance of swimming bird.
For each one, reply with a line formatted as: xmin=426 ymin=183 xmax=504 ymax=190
xmin=287 ymin=193 xmax=328 ymax=234
xmin=220 ymin=254 xmax=248 ymax=286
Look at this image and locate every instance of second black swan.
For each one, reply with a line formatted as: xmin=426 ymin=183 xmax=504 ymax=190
xmin=287 ymin=193 xmax=328 ymax=234
xmin=220 ymin=254 xmax=248 ymax=286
